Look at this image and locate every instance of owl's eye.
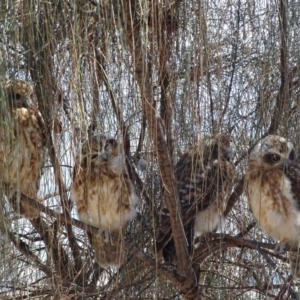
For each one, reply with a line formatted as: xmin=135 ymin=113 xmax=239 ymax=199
xmin=104 ymin=142 xmax=110 ymax=150
xmin=14 ymin=93 xmax=21 ymax=100
xmin=271 ymin=154 xmax=280 ymax=162
xmin=211 ymin=145 xmax=219 ymax=159
xmin=289 ymin=149 xmax=297 ymax=161
xmin=265 ymin=153 xmax=281 ymax=164
xmin=8 ymin=93 xmax=22 ymax=103
xmin=91 ymin=154 xmax=98 ymax=160
xmin=105 ymin=139 xmax=115 ymax=150
xmin=8 ymin=92 xmax=21 ymax=101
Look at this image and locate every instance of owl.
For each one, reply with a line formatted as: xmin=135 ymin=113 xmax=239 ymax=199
xmin=71 ymin=134 xmax=138 ymax=268
xmin=157 ymin=134 xmax=236 ymax=263
xmin=246 ymin=135 xmax=300 ymax=277
xmin=0 ymin=79 xmax=46 ymax=219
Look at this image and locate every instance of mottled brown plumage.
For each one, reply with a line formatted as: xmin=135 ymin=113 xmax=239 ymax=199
xmin=71 ymin=135 xmax=138 ymax=268
xmin=246 ymin=135 xmax=300 ymax=277
xmin=0 ymin=79 xmax=46 ymax=218
xmin=157 ymin=134 xmax=236 ymax=263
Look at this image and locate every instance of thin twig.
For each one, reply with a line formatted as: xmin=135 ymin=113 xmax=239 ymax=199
xmin=19 ymin=194 xmax=180 ymax=285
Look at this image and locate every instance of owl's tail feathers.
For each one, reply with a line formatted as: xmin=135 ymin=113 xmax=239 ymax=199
xmin=162 ymin=239 xmax=176 ymax=263
xmin=89 ymin=231 xmax=124 ymax=269
xmin=289 ymin=250 xmax=300 ymax=278
xmin=160 ymin=220 xmax=195 ymax=264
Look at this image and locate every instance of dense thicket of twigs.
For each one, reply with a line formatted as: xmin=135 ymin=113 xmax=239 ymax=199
xmin=0 ymin=0 xmax=300 ymax=299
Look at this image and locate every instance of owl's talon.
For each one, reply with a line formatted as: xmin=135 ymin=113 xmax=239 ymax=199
xmin=274 ymin=242 xmax=286 ymax=254
xmin=97 ymin=228 xmax=110 ymax=243
xmin=103 ymin=230 xmax=110 ymax=243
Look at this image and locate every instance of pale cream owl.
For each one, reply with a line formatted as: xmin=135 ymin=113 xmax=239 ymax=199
xmin=71 ymin=134 xmax=138 ymax=268
xmin=246 ymin=135 xmax=300 ymax=277
xmin=0 ymin=79 xmax=46 ymax=219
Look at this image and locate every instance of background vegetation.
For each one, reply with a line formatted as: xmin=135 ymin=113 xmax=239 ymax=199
xmin=0 ymin=0 xmax=300 ymax=299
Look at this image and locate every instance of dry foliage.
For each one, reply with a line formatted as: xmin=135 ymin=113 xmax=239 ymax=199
xmin=0 ymin=0 xmax=300 ymax=299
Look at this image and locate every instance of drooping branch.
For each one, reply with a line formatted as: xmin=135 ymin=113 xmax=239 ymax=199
xmin=198 ymin=3 xmax=214 ymax=130
xmin=224 ymin=177 xmax=245 ymax=217
xmin=7 ymin=230 xmax=53 ymax=277
xmin=20 ymin=193 xmax=300 ymax=298
xmin=125 ymin=157 xmax=157 ymax=216
xmin=193 ymin=233 xmax=294 ymax=266
xmin=120 ymin=3 xmax=201 ymax=298
xmin=268 ymin=0 xmax=289 ymax=135
xmin=136 ymin=114 xmax=147 ymax=156
xmin=153 ymin=1 xmax=177 ymax=162
xmin=21 ymin=0 xmax=83 ymax=277
xmin=220 ymin=0 xmax=240 ymax=125
xmin=120 ymin=0 xmax=191 ymax=279
xmin=96 ymin=59 xmax=131 ymax=156
xmin=30 ymin=216 xmax=71 ymax=279
xmin=19 ymin=194 xmax=180 ymax=286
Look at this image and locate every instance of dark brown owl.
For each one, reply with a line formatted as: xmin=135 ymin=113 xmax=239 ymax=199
xmin=157 ymin=134 xmax=236 ymax=263
xmin=0 ymin=79 xmax=46 ymax=219
xmin=246 ymin=135 xmax=300 ymax=277
xmin=71 ymin=134 xmax=138 ymax=268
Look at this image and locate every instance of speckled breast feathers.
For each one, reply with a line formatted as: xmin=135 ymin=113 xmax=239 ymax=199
xmin=71 ymin=134 xmax=138 ymax=268
xmin=0 ymin=79 xmax=46 ymax=218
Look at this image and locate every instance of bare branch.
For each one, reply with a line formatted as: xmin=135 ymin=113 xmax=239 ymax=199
xmin=268 ymin=0 xmax=289 ymax=134
xmin=120 ymin=1 xmax=192 ymax=282
xmin=7 ymin=230 xmax=53 ymax=277
xmin=19 ymin=194 xmax=180 ymax=286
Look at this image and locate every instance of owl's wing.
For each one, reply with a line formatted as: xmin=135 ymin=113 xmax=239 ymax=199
xmin=88 ymin=230 xmax=124 ymax=269
xmin=156 ymin=151 xmax=215 ymax=260
xmin=281 ymin=161 xmax=300 ymax=277
xmin=157 ymin=148 xmax=235 ymax=263
xmin=285 ymin=161 xmax=300 ymax=208
xmin=175 ymin=152 xmax=214 ymax=214
xmin=5 ymin=107 xmax=46 ymax=219
xmin=20 ymin=111 xmax=45 ymax=218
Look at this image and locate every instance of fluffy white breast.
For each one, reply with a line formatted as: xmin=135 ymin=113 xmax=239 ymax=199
xmin=248 ymin=175 xmax=300 ymax=245
xmin=72 ymin=177 xmax=138 ymax=231
xmin=110 ymin=154 xmax=125 ymax=175
xmin=194 ymin=201 xmax=224 ymax=235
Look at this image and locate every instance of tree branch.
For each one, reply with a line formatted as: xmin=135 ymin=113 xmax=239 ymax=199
xmin=22 ymin=1 xmax=84 ymax=279
xmin=19 ymin=194 xmax=180 ymax=286
xmin=121 ymin=1 xmax=192 ymax=280
xmin=7 ymin=230 xmax=53 ymax=277
xmin=268 ymin=0 xmax=289 ymax=134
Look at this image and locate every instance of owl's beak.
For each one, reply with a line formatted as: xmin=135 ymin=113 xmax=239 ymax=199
xmin=20 ymin=98 xmax=30 ymax=108
xmin=223 ymin=147 xmax=235 ymax=161
xmin=101 ymin=152 xmax=108 ymax=161
xmin=12 ymin=96 xmax=30 ymax=109
xmin=281 ymin=158 xmax=290 ymax=170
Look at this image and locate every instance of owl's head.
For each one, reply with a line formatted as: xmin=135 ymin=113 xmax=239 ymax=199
xmin=5 ymin=79 xmax=34 ymax=109
xmin=80 ymin=134 xmax=124 ymax=173
xmin=249 ymin=135 xmax=296 ymax=168
xmin=202 ymin=134 xmax=235 ymax=162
